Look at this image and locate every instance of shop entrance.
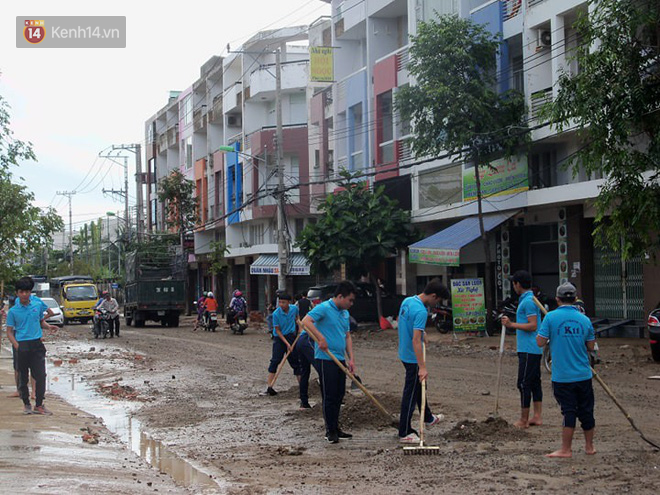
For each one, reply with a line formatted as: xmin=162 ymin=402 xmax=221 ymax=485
xmin=529 ymin=240 xmax=559 ymax=298
xmin=594 ymin=243 xmax=644 ymax=320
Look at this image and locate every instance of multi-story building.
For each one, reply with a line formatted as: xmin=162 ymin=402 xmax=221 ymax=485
xmin=146 ymin=21 xmax=331 ymax=312
xmin=319 ymin=0 xmax=657 ymax=323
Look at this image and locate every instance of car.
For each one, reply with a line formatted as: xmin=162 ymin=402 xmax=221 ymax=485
xmin=647 ymin=307 xmax=660 ymax=362
xmin=41 ymin=297 xmax=65 ymax=327
xmin=307 ymin=282 xmax=405 ymax=322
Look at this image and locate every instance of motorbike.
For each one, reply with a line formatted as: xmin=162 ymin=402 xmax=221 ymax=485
xmin=647 ymin=308 xmax=660 ymax=362
xmin=94 ymin=308 xmax=111 ymax=339
xmin=202 ymin=311 xmax=219 ymax=332
xmin=230 ymin=311 xmax=248 ymax=335
xmin=431 ymin=304 xmax=453 ymax=333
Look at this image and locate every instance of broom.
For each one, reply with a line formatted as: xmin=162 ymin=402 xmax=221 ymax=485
xmin=403 ymin=342 xmax=441 ymax=455
xmin=532 ymin=296 xmax=660 ymax=451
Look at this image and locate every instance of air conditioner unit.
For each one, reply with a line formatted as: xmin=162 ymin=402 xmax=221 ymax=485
xmin=537 ymin=30 xmax=551 ymax=50
xmin=227 ymin=115 xmax=241 ymax=127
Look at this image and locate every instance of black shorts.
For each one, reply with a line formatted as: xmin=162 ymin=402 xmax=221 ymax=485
xmin=552 ymin=379 xmax=595 ymax=430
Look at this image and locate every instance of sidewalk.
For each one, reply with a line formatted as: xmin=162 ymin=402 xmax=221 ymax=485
xmin=0 ymin=349 xmax=185 ymax=494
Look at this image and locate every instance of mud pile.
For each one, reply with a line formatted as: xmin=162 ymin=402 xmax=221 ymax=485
xmin=443 ymin=416 xmax=528 ymax=442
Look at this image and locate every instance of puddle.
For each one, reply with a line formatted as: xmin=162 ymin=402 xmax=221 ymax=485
xmin=47 ymin=367 xmax=224 ymax=492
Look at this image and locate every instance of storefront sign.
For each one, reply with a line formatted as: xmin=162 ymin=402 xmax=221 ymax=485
xmin=409 ymin=247 xmax=460 ymax=266
xmin=310 ymin=46 xmax=333 ymax=82
xmin=450 ymin=278 xmax=486 ymax=333
xmin=462 ymin=155 xmax=528 ymax=201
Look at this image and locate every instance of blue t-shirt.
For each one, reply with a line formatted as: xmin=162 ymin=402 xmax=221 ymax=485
xmin=6 ymin=296 xmax=48 ymax=341
xmin=272 ymin=305 xmax=299 ymax=337
xmin=539 ymin=305 xmax=595 ymax=383
xmin=516 ymin=291 xmax=543 ymax=355
xmin=398 ymin=296 xmax=428 ymax=364
xmin=307 ymin=299 xmax=350 ymax=361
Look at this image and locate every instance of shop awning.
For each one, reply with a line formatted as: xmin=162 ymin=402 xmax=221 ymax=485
xmin=250 ymin=253 xmax=311 ymax=276
xmin=409 ymin=212 xmax=515 ymax=266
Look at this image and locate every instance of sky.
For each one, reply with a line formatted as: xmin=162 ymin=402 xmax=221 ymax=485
xmin=1 ymin=0 xmax=330 ymax=234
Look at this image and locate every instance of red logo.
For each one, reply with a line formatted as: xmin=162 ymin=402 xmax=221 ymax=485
xmin=23 ymin=20 xmax=46 ymax=44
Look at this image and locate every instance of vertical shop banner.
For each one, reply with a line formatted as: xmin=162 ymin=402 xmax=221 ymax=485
xmin=462 ymin=155 xmax=528 ymax=201
xmin=450 ymin=278 xmax=486 ymax=332
xmin=310 ymin=46 xmax=333 ymax=82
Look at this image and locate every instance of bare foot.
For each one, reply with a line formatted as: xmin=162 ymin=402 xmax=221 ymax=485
xmin=8 ymin=391 xmax=20 ymax=398
xmin=528 ymin=417 xmax=543 ymax=426
xmin=513 ymin=420 xmax=529 ymax=429
xmin=545 ymin=449 xmax=572 ymax=458
xmin=585 ymin=447 xmax=597 ymax=455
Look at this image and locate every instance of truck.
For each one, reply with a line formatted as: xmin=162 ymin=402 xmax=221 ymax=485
xmin=50 ymin=275 xmax=98 ymax=324
xmin=123 ymin=250 xmax=184 ymax=328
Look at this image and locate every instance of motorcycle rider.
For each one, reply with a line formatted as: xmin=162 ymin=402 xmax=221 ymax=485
xmin=228 ymin=290 xmax=247 ymax=327
xmin=98 ymin=291 xmax=120 ymax=338
xmin=92 ymin=291 xmax=106 ymax=336
xmin=202 ymin=292 xmax=219 ymax=331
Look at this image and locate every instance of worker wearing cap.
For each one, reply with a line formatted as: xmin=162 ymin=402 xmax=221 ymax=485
xmin=537 ymin=282 xmax=596 ymax=458
xmin=501 ymin=270 xmax=543 ymax=429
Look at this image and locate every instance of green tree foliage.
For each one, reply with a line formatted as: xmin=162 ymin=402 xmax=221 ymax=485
xmin=209 ymin=241 xmax=230 ymax=277
xmin=0 ymin=95 xmax=63 ymax=282
xmin=544 ymin=0 xmax=660 ymax=259
xmin=157 ymin=170 xmax=199 ymax=245
xmin=297 ymin=172 xmax=418 ymax=317
xmin=395 ymin=14 xmax=528 ymax=320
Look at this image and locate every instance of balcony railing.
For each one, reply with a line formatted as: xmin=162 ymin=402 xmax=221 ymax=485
xmin=502 ymin=0 xmax=522 ymax=21
xmin=530 ymin=87 xmax=552 ymax=120
xmin=527 ymin=0 xmax=546 ymax=7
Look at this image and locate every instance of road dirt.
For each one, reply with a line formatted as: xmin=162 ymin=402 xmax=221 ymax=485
xmin=45 ymin=318 xmax=660 ymax=494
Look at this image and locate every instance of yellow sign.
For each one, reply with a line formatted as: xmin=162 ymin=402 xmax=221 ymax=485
xmin=310 ymin=46 xmax=333 ymax=82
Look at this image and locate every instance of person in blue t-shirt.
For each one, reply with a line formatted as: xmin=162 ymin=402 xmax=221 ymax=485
xmin=501 ymin=270 xmax=544 ymax=429
xmin=397 ymin=279 xmax=449 ymax=444
xmin=261 ymin=294 xmax=301 ymax=396
xmin=302 ymin=280 xmax=356 ymax=444
xmin=537 ymin=282 xmax=596 ymax=458
xmin=6 ymin=277 xmax=59 ymax=415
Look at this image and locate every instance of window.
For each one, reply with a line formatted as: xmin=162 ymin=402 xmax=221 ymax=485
xmin=295 ymin=218 xmax=305 ymax=239
xmin=350 ymin=103 xmax=364 ymax=170
xmin=530 ymin=151 xmax=557 ymax=189
xmin=378 ymin=91 xmax=394 ymax=165
xmin=182 ymin=95 xmax=193 ymax=126
xmin=418 ymin=164 xmax=463 ymax=209
xmin=185 ymin=137 xmax=192 ymax=169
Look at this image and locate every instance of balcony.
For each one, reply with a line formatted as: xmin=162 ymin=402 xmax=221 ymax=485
xmin=157 ymin=133 xmax=168 ymax=154
xmin=208 ymin=96 xmax=223 ymax=124
xmin=166 ymin=126 xmax=179 ymax=149
xmin=193 ymin=108 xmax=207 ymax=132
xmin=248 ymin=60 xmax=309 ymax=100
xmin=503 ymin=0 xmax=522 ymax=21
xmin=530 ymin=87 xmax=552 ymax=120
xmin=223 ymin=82 xmax=242 ymax=113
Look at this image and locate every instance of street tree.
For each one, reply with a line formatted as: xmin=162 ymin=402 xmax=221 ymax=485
xmin=297 ymin=171 xmax=418 ymax=319
xmin=0 ymin=94 xmax=63 ymax=283
xmin=157 ymin=170 xmax=199 ymax=314
xmin=543 ymin=0 xmax=660 ymax=259
xmin=395 ymin=14 xmax=527 ymax=324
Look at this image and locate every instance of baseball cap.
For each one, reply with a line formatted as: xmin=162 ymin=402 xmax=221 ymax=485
xmin=509 ymin=270 xmax=532 ymax=285
xmin=556 ymin=282 xmax=577 ymax=298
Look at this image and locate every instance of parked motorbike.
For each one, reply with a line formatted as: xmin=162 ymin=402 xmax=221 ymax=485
xmin=202 ymin=311 xmax=219 ymax=332
xmin=94 ymin=308 xmax=111 ymax=339
xmin=431 ymin=304 xmax=453 ymax=333
xmin=647 ymin=308 xmax=660 ymax=362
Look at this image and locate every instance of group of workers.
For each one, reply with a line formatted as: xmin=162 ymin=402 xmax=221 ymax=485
xmin=262 ymin=274 xmax=596 ymax=457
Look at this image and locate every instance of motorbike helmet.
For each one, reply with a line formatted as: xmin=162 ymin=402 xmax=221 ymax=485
xmin=207 ymin=291 xmax=214 ymax=298
xmin=235 ymin=290 xmax=243 ymax=297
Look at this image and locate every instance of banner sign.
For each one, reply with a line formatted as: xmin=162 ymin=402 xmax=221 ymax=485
xmin=310 ymin=46 xmax=333 ymax=82
xmin=462 ymin=155 xmax=528 ymax=201
xmin=450 ymin=278 xmax=486 ymax=332
xmin=409 ymin=247 xmax=460 ymax=266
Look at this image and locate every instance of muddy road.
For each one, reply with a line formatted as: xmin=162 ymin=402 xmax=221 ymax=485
xmin=47 ymin=318 xmax=660 ymax=494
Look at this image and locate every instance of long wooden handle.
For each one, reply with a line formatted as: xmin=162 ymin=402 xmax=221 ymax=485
xmin=419 ymin=342 xmax=427 ymax=447
xmin=494 ymin=324 xmax=507 ymax=414
xmin=270 ymin=330 xmax=302 ymax=389
xmin=302 ymin=323 xmax=396 ymax=423
xmin=531 ymin=295 xmax=660 ymax=450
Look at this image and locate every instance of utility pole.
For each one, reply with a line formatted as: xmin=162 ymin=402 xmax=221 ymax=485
xmin=110 ymin=144 xmax=142 ymax=242
xmin=275 ymin=47 xmax=287 ymax=292
xmin=57 ymin=191 xmax=76 ymax=275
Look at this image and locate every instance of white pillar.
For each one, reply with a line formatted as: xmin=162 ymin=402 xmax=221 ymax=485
xmin=551 ymin=14 xmax=566 ymax=99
